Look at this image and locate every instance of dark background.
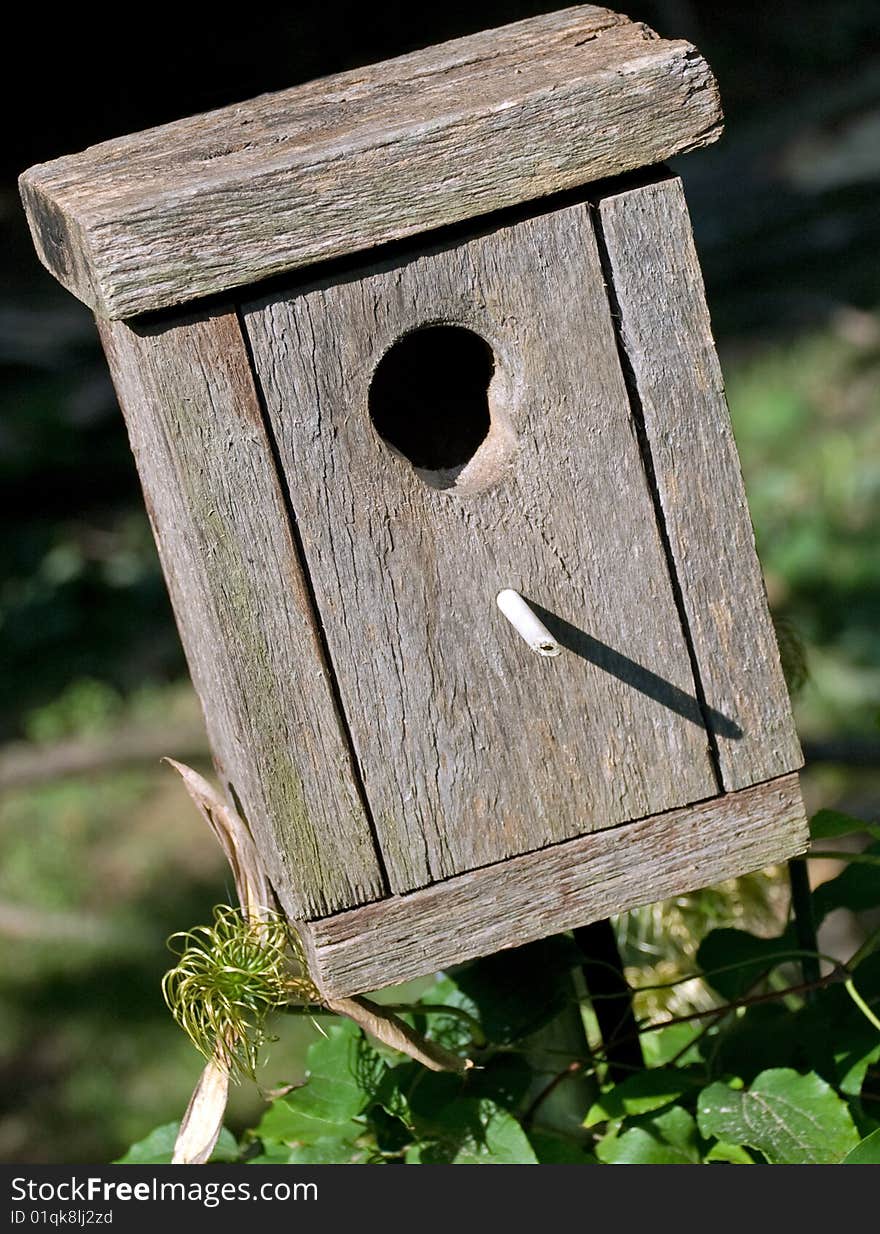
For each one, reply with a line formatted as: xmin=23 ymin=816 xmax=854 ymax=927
xmin=2 ymin=1 xmax=879 ymax=1162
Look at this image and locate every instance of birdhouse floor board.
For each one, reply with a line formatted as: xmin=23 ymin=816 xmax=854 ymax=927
xmin=297 ymin=773 xmax=809 ymax=998
xmin=243 ymin=196 xmax=720 ymax=894
xmin=595 ymin=177 xmax=803 ymax=790
xmin=97 ymin=308 xmax=387 ymax=919
xmin=19 ymin=6 xmax=722 ymax=319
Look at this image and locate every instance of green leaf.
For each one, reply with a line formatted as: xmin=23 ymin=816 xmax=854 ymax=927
xmin=840 ymin=1039 xmax=880 ymax=1098
xmin=528 ymin=1131 xmax=598 ymax=1164
xmin=255 ymin=1021 xmax=383 ymax=1146
xmin=704 ymin=1140 xmax=754 ymax=1164
xmin=813 ymin=842 xmax=880 ymax=922
xmin=369 ymin=1059 xmax=469 ymax=1138
xmin=697 ymin=1069 xmax=860 ymax=1164
xmin=369 ymin=1107 xmax=412 ymax=1155
xmin=245 ymin=1142 xmax=294 ymax=1164
xmin=115 ymin=1122 xmax=238 ymax=1164
xmin=407 ymin=1069 xmax=467 ymax=1128
xmin=414 ymin=975 xmax=482 ymax=1052
xmin=372 ymin=1062 xmax=418 ymax=1125
xmin=711 ymin=955 xmax=880 ymax=1096
xmin=842 ymin=1129 xmax=880 ymax=1164
xmin=248 ymin=1137 xmax=368 ymax=1164
xmin=256 ymin=1099 xmax=362 ymax=1147
xmin=287 ymin=1139 xmax=369 ymax=1164
xmin=585 ymin=1070 xmax=698 ymax=1127
xmin=450 ymin=936 xmax=582 ymax=1044
xmin=596 ymin=1106 xmax=701 ymax=1165
xmin=794 ymin=955 xmax=880 ymax=1095
xmin=697 ymin=927 xmax=794 ymax=999
xmin=410 ymin=1098 xmax=538 ymax=1164
xmin=810 ymin=809 xmax=880 ymax=843
xmin=462 ymin=1053 xmax=533 ymax=1111
xmin=640 ymin=1021 xmax=704 ymax=1067
xmin=712 ymin=1003 xmax=801 ymax=1083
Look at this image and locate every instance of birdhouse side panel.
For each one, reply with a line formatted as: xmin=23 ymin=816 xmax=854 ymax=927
xmin=597 ymin=176 xmax=803 ymax=789
xmin=242 ymin=200 xmax=720 ymax=896
xmin=98 ymin=309 xmax=387 ymax=919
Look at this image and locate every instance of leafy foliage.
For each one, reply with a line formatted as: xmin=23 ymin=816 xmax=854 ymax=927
xmin=254 ymin=1020 xmax=378 ymax=1145
xmin=811 ymin=809 xmax=880 ymax=844
xmin=248 ymin=1016 xmax=539 ymax=1164
xmin=697 ymin=1070 xmax=859 ymax=1164
xmin=585 ymin=1071 xmax=699 ymax=1126
xmin=123 ymin=809 xmax=880 ymax=1165
xmin=842 ymin=1129 xmax=880 ymax=1164
xmin=404 ymin=1100 xmax=538 ymax=1164
xmin=116 ymin=1122 xmax=239 ymax=1165
xmin=595 ymin=1106 xmax=702 ymax=1165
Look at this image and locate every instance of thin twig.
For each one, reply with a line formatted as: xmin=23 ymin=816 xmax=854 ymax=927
xmin=580 ymin=946 xmax=845 ymax=1002
xmin=616 ymin=968 xmax=848 ymax=1048
xmin=664 ymin=1009 xmax=727 ymax=1068
xmin=522 ymin=1061 xmax=584 ymax=1127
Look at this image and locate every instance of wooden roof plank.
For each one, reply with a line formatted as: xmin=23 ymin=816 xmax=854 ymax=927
xmin=20 ymin=7 xmax=722 ymax=318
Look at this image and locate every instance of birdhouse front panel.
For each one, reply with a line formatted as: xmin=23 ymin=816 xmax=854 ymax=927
xmin=20 ymin=6 xmax=809 ymax=996
xmin=242 ymin=196 xmax=721 ymax=893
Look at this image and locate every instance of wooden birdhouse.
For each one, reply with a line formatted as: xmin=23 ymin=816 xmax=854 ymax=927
xmin=21 ymin=6 xmax=808 ymax=997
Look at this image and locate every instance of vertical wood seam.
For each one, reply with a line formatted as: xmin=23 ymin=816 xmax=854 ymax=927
xmin=233 ymin=305 xmax=391 ymax=899
xmin=590 ymin=200 xmax=724 ymax=795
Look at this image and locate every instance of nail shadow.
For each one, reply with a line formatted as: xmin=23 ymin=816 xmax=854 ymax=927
xmin=526 ymin=600 xmax=743 ymax=741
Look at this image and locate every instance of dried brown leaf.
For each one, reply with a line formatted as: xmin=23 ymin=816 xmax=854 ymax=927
xmin=164 ymin=758 xmax=274 ymax=923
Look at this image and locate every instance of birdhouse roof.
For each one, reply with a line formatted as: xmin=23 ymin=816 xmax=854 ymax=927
xmin=20 ymin=5 xmax=722 ymax=320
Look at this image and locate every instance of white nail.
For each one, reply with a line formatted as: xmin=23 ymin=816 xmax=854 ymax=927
xmin=496 ymin=589 xmax=562 ymax=657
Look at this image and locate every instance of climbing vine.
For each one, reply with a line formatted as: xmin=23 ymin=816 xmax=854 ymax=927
xmin=121 ymin=806 xmax=880 ymax=1165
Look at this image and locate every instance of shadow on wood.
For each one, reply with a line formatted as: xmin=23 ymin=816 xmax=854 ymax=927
xmin=527 ymin=599 xmax=742 ymax=739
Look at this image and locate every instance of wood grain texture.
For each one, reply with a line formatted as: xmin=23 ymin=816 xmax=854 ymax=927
xmin=244 ymin=200 xmax=719 ymax=895
xmin=97 ymin=309 xmax=385 ymax=918
xmin=301 ymin=773 xmax=809 ymax=997
xmin=596 ymin=178 xmax=803 ymax=790
xmin=20 ymin=7 xmax=722 ymax=319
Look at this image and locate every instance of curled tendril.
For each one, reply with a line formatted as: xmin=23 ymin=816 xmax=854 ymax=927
xmin=162 ymin=905 xmax=321 ymax=1080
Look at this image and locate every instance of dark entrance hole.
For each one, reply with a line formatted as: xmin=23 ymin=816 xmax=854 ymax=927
xmin=368 ymin=325 xmax=494 ymax=473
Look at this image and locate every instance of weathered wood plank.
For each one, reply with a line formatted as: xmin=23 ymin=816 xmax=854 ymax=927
xmin=301 ymin=773 xmax=809 ymax=997
xmin=596 ymin=178 xmax=803 ymax=790
xmin=244 ymin=201 xmax=719 ymax=895
xmin=97 ymin=309 xmax=385 ymax=918
xmin=21 ymin=7 xmax=722 ymax=319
